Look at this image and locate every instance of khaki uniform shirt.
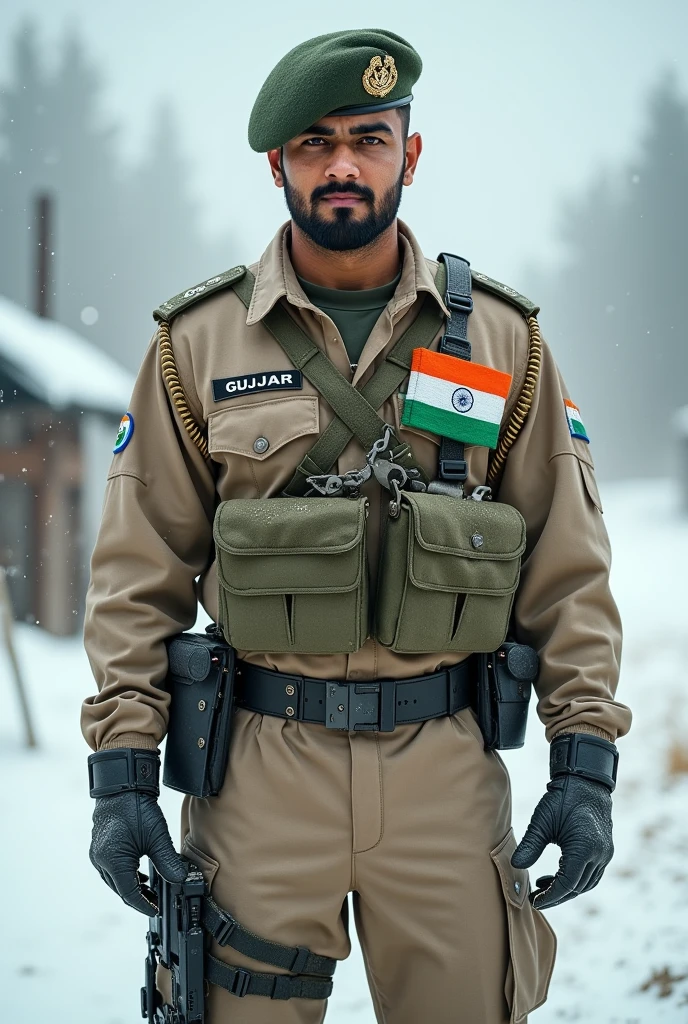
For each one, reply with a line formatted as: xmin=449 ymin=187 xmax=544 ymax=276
xmin=81 ymin=221 xmax=632 ymax=751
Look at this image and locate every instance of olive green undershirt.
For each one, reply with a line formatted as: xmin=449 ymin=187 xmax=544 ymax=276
xmin=298 ymin=272 xmax=402 ymax=366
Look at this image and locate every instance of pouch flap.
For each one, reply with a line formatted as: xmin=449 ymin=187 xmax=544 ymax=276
xmin=214 ymin=496 xmax=366 ymax=554
xmin=404 ymin=492 xmax=526 ymax=595
xmin=214 ymin=496 xmax=367 ymax=595
xmin=166 ymin=637 xmax=212 ymax=682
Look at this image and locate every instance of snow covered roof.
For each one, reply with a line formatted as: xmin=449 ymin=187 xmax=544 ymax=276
xmin=0 ymin=295 xmax=133 ymax=416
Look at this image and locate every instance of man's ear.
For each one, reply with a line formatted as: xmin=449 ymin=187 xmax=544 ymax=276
xmin=403 ymin=132 xmax=422 ymax=186
xmin=268 ymin=148 xmax=284 ymax=188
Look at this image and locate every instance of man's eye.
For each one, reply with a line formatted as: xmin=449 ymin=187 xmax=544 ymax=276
xmin=303 ymin=137 xmax=328 ymax=146
xmin=360 ymin=137 xmax=383 ymax=145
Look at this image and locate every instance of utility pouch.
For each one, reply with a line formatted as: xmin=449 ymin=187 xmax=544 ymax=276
xmin=475 ymin=641 xmax=539 ymax=749
xmin=213 ymin=496 xmax=369 ymax=654
xmin=162 ymin=628 xmax=235 ymax=798
xmin=376 ymin=492 xmax=526 ymax=654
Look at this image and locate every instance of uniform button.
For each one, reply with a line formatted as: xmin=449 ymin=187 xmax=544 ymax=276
xmin=471 ymin=533 xmax=484 ymax=549
xmin=253 ymin=436 xmax=269 ymax=454
xmin=348 ymin=670 xmax=361 ymax=679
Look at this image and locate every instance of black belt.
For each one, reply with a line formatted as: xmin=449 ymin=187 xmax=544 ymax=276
xmin=235 ymin=659 xmax=475 ymax=732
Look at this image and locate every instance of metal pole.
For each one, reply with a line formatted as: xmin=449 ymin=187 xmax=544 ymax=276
xmin=0 ymin=567 xmax=38 ymax=748
xmin=35 ymin=193 xmax=52 ymax=319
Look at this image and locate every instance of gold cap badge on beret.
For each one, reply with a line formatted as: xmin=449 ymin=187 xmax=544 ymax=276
xmin=248 ymin=30 xmax=421 ymax=151
xmin=362 ymin=55 xmax=398 ymax=98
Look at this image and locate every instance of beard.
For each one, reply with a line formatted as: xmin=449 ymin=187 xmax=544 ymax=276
xmin=282 ymin=164 xmax=405 ymax=252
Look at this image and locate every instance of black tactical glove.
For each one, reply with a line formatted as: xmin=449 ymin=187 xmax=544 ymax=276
xmin=511 ymin=733 xmax=618 ymax=910
xmin=88 ymin=748 xmax=187 ymax=916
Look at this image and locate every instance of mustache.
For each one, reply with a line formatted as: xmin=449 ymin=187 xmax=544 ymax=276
xmin=310 ymin=181 xmax=375 ymax=204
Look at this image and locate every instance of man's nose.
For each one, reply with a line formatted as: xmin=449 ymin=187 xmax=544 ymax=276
xmin=324 ymin=144 xmax=360 ymax=180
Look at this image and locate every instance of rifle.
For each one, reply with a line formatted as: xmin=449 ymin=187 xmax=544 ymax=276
xmin=141 ymin=859 xmax=206 ymax=1023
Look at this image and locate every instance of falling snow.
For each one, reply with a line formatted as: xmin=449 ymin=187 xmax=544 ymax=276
xmin=1 ymin=480 xmax=687 ymax=1021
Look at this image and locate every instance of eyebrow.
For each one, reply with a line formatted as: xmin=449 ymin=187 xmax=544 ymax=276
xmin=301 ymin=124 xmax=336 ymax=136
xmin=348 ymin=121 xmax=393 ymax=135
xmin=299 ymin=120 xmax=394 ymax=138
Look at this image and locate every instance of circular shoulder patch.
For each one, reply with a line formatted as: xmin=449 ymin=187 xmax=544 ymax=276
xmin=113 ymin=412 xmax=135 ymax=453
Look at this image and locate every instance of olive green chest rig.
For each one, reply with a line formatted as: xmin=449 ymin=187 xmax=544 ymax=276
xmin=155 ymin=254 xmax=542 ymax=657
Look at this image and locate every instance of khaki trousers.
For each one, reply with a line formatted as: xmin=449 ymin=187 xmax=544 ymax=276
xmin=176 ymin=706 xmax=556 ymax=1023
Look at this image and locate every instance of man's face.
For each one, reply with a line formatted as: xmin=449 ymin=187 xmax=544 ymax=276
xmin=268 ymin=109 xmax=421 ymax=252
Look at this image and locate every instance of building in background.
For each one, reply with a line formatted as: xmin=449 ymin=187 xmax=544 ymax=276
xmin=0 ymin=296 xmax=133 ymax=635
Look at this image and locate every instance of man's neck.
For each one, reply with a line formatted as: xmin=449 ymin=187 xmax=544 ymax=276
xmin=288 ymin=220 xmax=402 ymax=290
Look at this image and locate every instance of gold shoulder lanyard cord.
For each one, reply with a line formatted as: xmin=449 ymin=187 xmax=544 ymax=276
xmin=157 ymin=298 xmax=542 ymax=485
xmin=158 ymin=320 xmax=210 ymax=460
xmin=486 ymin=314 xmax=542 ymax=487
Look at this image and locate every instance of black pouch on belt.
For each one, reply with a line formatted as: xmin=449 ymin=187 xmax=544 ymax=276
xmin=162 ymin=626 xmax=236 ymax=798
xmin=475 ymin=641 xmax=539 ymax=750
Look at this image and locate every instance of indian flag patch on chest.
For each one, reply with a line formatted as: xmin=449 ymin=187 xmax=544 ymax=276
xmin=401 ymin=348 xmax=512 ymax=449
xmin=564 ymin=399 xmax=590 ymax=443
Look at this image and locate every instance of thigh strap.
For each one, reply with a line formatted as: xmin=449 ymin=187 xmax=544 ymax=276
xmin=206 ymin=955 xmax=334 ymax=1001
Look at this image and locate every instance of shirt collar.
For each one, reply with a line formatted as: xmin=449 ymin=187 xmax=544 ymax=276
xmin=245 ymin=219 xmax=450 ymax=327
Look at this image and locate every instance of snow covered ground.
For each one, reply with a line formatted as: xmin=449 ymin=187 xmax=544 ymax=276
xmin=2 ymin=479 xmax=687 ymax=1022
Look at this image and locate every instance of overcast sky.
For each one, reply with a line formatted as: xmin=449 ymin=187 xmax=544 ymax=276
xmin=2 ymin=0 xmax=687 ymax=290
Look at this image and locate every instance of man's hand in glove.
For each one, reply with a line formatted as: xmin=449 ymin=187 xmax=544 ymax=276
xmin=511 ymin=733 xmax=619 ymax=911
xmin=87 ymin=748 xmax=187 ymax=916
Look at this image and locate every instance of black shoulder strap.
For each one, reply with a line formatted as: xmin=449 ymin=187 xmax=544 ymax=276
xmin=433 ymin=253 xmax=473 ymax=487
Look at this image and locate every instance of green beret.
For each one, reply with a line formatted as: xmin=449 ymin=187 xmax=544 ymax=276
xmin=248 ymin=29 xmax=422 ymax=152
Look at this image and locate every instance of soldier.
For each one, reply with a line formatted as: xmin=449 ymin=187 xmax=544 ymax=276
xmin=83 ymin=28 xmax=631 ymax=1024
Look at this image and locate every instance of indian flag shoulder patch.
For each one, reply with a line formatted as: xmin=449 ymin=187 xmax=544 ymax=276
xmin=401 ymin=348 xmax=512 ymax=449
xmin=564 ymin=399 xmax=590 ymax=443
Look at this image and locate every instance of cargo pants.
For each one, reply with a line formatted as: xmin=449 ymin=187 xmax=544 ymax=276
xmin=170 ymin=705 xmax=556 ymax=1023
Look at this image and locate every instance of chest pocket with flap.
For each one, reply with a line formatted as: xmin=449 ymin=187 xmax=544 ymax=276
xmin=207 ymin=395 xmax=320 ymax=496
xmin=208 ymin=395 xmax=320 ymax=459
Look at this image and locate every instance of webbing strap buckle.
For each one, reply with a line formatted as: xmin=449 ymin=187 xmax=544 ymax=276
xmin=214 ymin=909 xmax=238 ymax=946
xmin=231 ymin=968 xmax=251 ymax=997
xmin=271 ymin=975 xmax=293 ymax=1000
xmin=439 ymin=458 xmax=468 ymax=481
xmin=445 ymin=291 xmax=474 ymax=315
xmin=325 ymin=681 xmax=396 ymax=732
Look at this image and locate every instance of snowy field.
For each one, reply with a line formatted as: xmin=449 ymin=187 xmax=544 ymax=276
xmin=2 ymin=479 xmax=688 ymax=1023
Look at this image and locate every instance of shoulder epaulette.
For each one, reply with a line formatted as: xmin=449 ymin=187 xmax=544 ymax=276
xmin=471 ymin=270 xmax=540 ymax=318
xmin=153 ymin=265 xmax=247 ymax=323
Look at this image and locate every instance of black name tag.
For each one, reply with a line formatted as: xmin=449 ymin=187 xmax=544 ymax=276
xmin=212 ymin=370 xmax=303 ymax=402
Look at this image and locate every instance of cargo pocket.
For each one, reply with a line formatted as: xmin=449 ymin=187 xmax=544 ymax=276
xmin=491 ymin=829 xmax=557 ymax=1023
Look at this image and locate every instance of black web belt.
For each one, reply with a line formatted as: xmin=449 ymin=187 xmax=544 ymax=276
xmin=235 ymin=660 xmax=475 ymax=732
